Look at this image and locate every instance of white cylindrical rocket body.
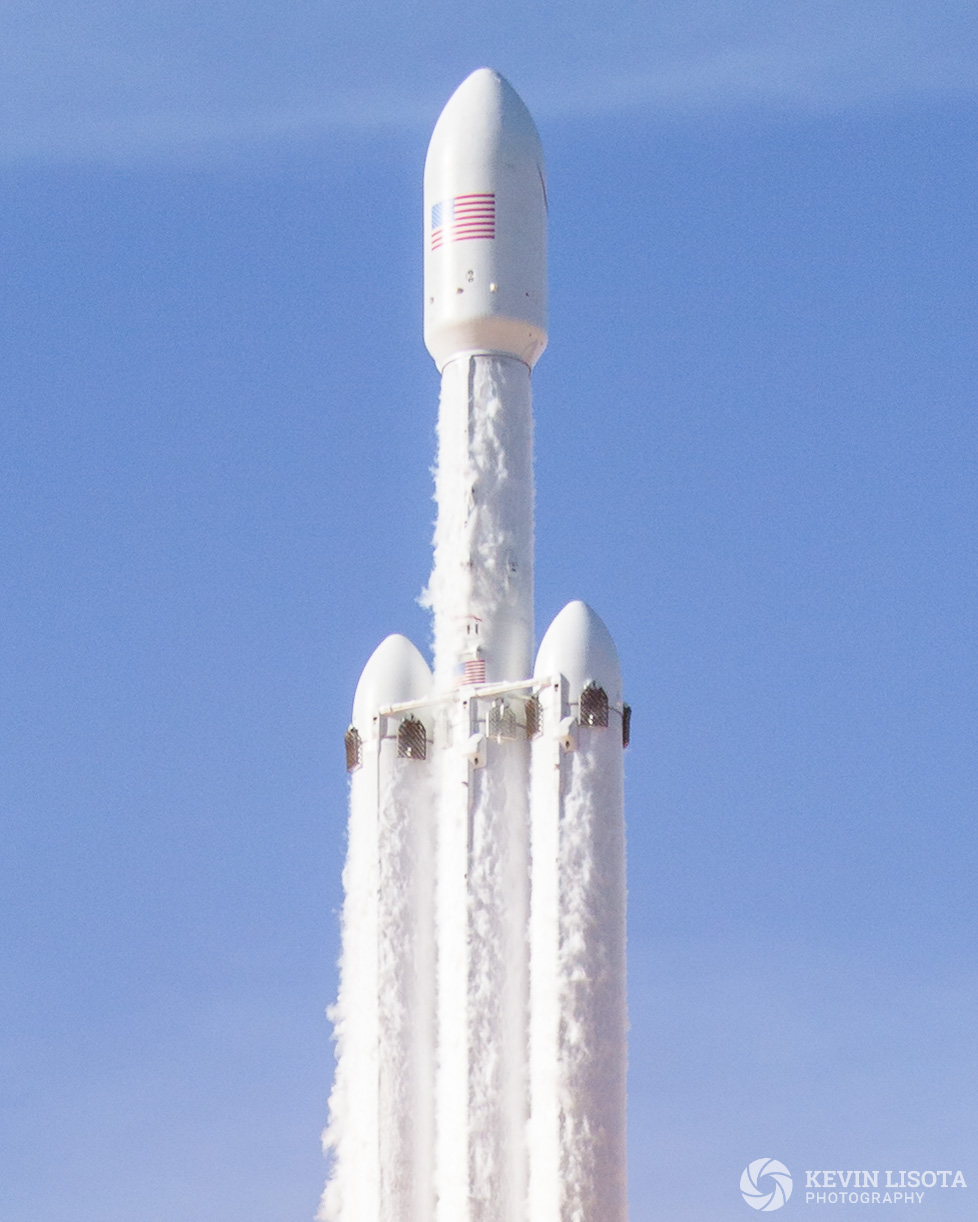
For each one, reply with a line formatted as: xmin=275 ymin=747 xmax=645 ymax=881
xmin=529 ymin=601 xmax=628 ymax=1222
xmin=424 ymin=68 xmax=548 ymax=372
xmin=321 ymin=635 xmax=436 ymax=1222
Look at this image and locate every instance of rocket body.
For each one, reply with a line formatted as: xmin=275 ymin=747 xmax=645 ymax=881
xmin=323 ymin=69 xmax=628 ymax=1222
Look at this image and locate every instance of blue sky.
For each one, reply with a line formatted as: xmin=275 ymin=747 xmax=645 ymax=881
xmin=2 ymin=3 xmax=976 ymax=1219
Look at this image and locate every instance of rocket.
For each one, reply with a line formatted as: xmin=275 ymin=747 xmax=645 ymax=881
xmin=322 ymin=70 xmax=628 ymax=1222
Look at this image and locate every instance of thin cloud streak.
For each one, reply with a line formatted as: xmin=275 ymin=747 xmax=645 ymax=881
xmin=3 ymin=0 xmax=974 ymax=164
xmin=2 ymin=101 xmax=429 ymax=168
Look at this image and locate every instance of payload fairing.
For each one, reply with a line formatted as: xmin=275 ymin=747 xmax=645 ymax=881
xmin=322 ymin=69 xmax=628 ymax=1222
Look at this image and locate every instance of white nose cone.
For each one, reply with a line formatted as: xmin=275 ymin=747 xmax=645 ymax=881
xmin=534 ymin=600 xmax=623 ymax=709
xmin=424 ymin=68 xmax=548 ymax=370
xmin=352 ymin=633 xmax=432 ymax=729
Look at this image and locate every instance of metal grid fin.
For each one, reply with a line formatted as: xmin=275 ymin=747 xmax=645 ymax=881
xmin=397 ymin=716 xmax=427 ymax=760
xmin=344 ymin=726 xmax=362 ymax=772
xmin=579 ymin=683 xmax=609 ymax=728
xmin=488 ymin=699 xmax=518 ymax=741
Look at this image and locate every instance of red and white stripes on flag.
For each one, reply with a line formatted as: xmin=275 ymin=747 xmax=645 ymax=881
xmin=460 ymin=657 xmax=487 ymax=685
xmin=431 ymin=194 xmax=495 ymax=251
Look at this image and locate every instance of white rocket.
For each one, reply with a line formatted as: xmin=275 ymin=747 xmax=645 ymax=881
xmin=322 ymin=69 xmax=629 ymax=1222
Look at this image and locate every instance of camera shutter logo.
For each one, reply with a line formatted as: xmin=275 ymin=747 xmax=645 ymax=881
xmin=741 ymin=1158 xmax=793 ymax=1211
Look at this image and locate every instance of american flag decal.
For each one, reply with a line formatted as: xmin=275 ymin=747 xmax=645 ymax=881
xmin=460 ymin=657 xmax=487 ymax=686
xmin=431 ymin=194 xmax=495 ymax=251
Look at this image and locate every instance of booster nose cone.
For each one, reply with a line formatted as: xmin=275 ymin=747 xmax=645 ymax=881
xmin=352 ymin=634 xmax=432 ymax=729
xmin=534 ymin=600 xmax=623 ymax=709
xmin=424 ymin=68 xmax=548 ymax=370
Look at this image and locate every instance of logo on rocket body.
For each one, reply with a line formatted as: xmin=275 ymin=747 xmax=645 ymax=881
xmin=423 ymin=68 xmax=548 ymax=371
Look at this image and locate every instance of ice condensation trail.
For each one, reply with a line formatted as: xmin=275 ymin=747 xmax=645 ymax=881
xmin=422 ymin=353 xmax=533 ymax=1222
xmin=424 ymin=354 xmax=534 ymax=688
xmin=377 ymin=760 xmax=436 ymax=1221
xmin=319 ymin=742 xmax=381 ymax=1222
xmin=550 ymin=742 xmax=627 ymax=1220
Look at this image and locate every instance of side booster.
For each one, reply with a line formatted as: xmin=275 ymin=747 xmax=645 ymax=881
xmin=331 ymin=633 xmax=435 ymax=1222
xmin=529 ymin=600 xmax=629 ymax=1219
xmin=423 ymin=68 xmax=548 ymax=370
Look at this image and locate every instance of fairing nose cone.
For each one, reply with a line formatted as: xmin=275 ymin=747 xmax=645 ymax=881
xmin=534 ymin=600 xmax=623 ymax=707
xmin=428 ymin=67 xmax=542 ymax=165
xmin=352 ymin=634 xmax=432 ymax=727
xmin=424 ymin=68 xmax=548 ymax=370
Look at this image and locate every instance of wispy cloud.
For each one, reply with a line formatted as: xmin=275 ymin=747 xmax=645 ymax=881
xmin=3 ymin=0 xmax=974 ymax=164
